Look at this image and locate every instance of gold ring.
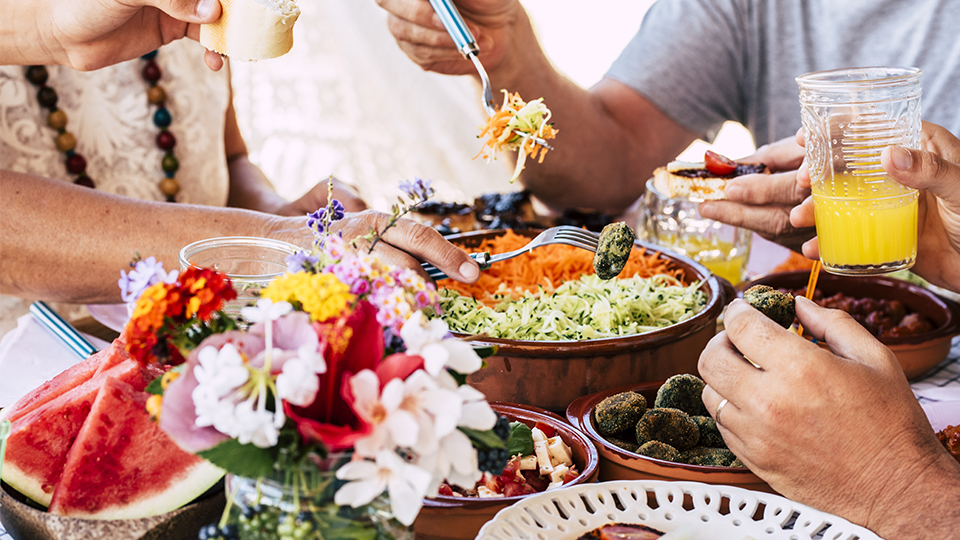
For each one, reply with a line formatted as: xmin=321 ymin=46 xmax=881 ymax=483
xmin=715 ymin=398 xmax=729 ymax=428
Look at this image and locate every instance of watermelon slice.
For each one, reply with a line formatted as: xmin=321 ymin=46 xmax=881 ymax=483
xmin=48 ymin=377 xmax=224 ymax=519
xmin=0 ymin=348 xmax=106 ymax=424
xmin=0 ymin=358 xmax=158 ymax=507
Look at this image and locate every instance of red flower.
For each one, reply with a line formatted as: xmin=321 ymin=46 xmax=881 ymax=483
xmin=376 ymin=353 xmax=424 ymax=389
xmin=284 ymin=300 xmax=384 ymax=451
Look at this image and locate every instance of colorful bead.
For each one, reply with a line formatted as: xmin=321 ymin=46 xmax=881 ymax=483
xmin=161 ymin=154 xmax=179 ymax=174
xmin=153 ymin=107 xmax=172 ymax=128
xmin=48 ymin=110 xmax=67 ymax=130
xmin=159 ymin=177 xmax=180 ymax=197
xmin=55 ymin=132 xmax=77 ymax=152
xmin=156 ymin=131 xmax=176 ymax=150
xmin=142 ymin=60 xmax=161 ymax=83
xmin=37 ymin=86 xmax=58 ymax=109
xmin=74 ymin=175 xmax=95 ymax=188
xmin=26 ymin=66 xmax=48 ymax=86
xmin=66 ymin=153 xmax=87 ymax=174
xmin=148 ymin=86 xmax=166 ymax=105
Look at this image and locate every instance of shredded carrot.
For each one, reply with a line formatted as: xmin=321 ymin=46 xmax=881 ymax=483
xmin=442 ymin=229 xmax=687 ymax=307
xmin=476 ymin=91 xmax=558 ymax=181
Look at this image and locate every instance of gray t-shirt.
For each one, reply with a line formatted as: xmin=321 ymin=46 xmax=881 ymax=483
xmin=606 ymin=0 xmax=960 ymax=145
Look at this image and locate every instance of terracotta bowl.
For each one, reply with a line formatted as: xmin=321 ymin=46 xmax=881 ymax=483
xmin=0 ymin=481 xmax=225 ymax=540
xmin=566 ymin=381 xmax=774 ymax=494
xmin=413 ymin=402 xmax=600 ymax=540
xmin=443 ymin=229 xmax=735 ymax=412
xmin=739 ymin=271 xmax=960 ymax=379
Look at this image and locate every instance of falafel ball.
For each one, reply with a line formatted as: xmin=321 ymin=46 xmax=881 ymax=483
xmin=730 ymin=457 xmax=747 ymax=468
xmin=691 ymin=415 xmax=726 ymax=448
xmin=677 ymin=447 xmax=737 ymax=467
xmin=654 ymin=374 xmax=709 ymax=417
xmin=636 ymin=441 xmax=680 ymax=461
xmin=594 ymin=391 xmax=647 ymax=436
xmin=604 ymin=435 xmax=639 ymax=453
xmin=743 ymin=285 xmax=796 ymax=328
xmin=636 ymin=407 xmax=699 ymax=450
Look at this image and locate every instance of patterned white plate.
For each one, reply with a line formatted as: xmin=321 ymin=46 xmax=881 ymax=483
xmin=476 ymin=480 xmax=882 ymax=540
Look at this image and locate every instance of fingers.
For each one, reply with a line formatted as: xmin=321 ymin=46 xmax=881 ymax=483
xmin=697 ymin=324 xmax=765 ymax=407
xmin=883 ymin=146 xmax=960 ymax=208
xmin=699 ymin=199 xmax=792 ymax=235
xmin=718 ymin=299 xmax=814 ymax=372
xmin=793 ymin=297 xmax=898 ymax=372
xmin=150 ymin=0 xmax=221 ymax=23
xmin=723 ymin=170 xmax=808 ymax=205
xmin=789 ymin=195 xmax=814 ymax=229
xmin=742 ymin=136 xmax=805 ymax=172
xmin=203 ymin=49 xmax=224 ymax=71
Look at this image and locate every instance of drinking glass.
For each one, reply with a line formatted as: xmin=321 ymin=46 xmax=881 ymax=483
xmin=178 ymin=236 xmax=300 ymax=319
xmin=797 ymin=67 xmax=921 ymax=275
xmin=640 ymin=177 xmax=752 ymax=284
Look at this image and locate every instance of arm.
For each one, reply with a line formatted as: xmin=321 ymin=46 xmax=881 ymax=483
xmin=698 ymin=298 xmax=960 ymax=539
xmin=0 ymin=0 xmax=223 ymax=70
xmin=0 ymin=171 xmax=478 ymax=304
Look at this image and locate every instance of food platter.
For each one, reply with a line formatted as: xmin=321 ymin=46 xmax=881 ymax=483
xmin=475 ymin=480 xmax=883 ymax=540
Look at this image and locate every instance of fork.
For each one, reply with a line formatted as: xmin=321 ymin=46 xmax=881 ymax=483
xmin=427 ymin=0 xmax=554 ymax=150
xmin=421 ymin=225 xmax=600 ymax=281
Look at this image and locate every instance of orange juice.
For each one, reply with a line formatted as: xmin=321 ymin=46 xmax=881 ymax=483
xmin=812 ymin=175 xmax=918 ymax=274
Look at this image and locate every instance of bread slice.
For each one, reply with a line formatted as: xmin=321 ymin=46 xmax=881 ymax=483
xmin=200 ymin=0 xmax=300 ymax=62
xmin=655 ymin=160 xmax=769 ymax=201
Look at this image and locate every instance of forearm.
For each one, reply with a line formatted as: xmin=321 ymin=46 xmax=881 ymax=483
xmin=867 ymin=453 xmax=960 ymax=539
xmin=486 ymin=6 xmax=695 ymax=211
xmin=226 ymin=154 xmax=289 ymax=214
xmin=0 ymin=170 xmax=304 ymax=303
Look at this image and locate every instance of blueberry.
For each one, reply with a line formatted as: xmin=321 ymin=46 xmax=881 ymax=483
xmin=198 ymin=523 xmax=221 ymax=539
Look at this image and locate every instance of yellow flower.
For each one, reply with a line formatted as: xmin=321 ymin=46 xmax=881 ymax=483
xmin=261 ymin=273 xmax=355 ymax=322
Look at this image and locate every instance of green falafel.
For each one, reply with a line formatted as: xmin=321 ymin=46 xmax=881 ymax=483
xmin=636 ymin=407 xmax=699 ymax=451
xmin=743 ymin=284 xmax=796 ymax=328
xmin=594 ymin=391 xmax=647 ymax=436
xmin=593 ymin=222 xmax=636 ymax=280
xmin=605 ymin=435 xmax=639 ymax=453
xmin=636 ymin=441 xmax=680 ymax=461
xmin=654 ymin=374 xmax=709 ymax=417
xmin=691 ymin=415 xmax=726 ymax=448
xmin=677 ymin=447 xmax=737 ymax=467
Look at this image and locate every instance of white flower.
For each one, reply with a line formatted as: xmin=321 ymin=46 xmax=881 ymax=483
xmin=240 ymin=298 xmax=293 ymax=323
xmin=275 ymin=358 xmax=319 ymax=406
xmin=400 ymin=312 xmax=482 ymax=376
xmin=193 ymin=385 xmax=241 ymax=437
xmin=194 ymin=343 xmax=249 ymax=398
xmin=233 ymin=399 xmax=279 ymax=448
xmin=415 ymin=428 xmax=481 ymax=495
xmin=334 ymin=450 xmax=433 ymax=526
xmin=297 ymin=343 xmax=326 ymax=374
xmin=432 ymin=370 xmax=497 ymax=431
xmin=350 ymin=370 xmax=419 ymax=457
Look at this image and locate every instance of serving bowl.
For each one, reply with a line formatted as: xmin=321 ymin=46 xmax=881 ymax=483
xmin=412 ymin=402 xmax=599 ymax=540
xmin=0 ymin=481 xmax=225 ymax=540
xmin=442 ymin=229 xmax=734 ymax=412
xmin=566 ymin=381 xmax=774 ymax=494
xmin=739 ymin=271 xmax=960 ymax=379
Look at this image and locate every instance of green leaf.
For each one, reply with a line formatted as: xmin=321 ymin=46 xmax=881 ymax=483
xmin=197 ymin=439 xmax=276 ymax=478
xmin=471 ymin=345 xmax=498 ymax=359
xmin=507 ymin=422 xmax=534 ymax=457
xmin=144 ymin=364 xmax=185 ymax=395
xmin=459 ymin=426 xmax=506 ymax=450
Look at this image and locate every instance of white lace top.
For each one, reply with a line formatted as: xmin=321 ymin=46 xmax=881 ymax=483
xmin=0 ymin=39 xmax=231 ymax=335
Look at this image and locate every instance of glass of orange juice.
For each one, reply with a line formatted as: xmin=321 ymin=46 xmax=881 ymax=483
xmin=797 ymin=67 xmax=922 ymax=275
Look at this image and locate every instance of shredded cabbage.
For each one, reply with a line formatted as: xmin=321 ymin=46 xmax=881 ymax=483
xmin=436 ymin=274 xmax=707 ymax=341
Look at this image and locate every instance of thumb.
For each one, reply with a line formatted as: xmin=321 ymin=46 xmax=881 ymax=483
xmin=147 ymin=0 xmax=221 ymax=24
xmin=882 ymin=146 xmax=960 ymax=208
xmin=794 ymin=296 xmax=895 ymax=370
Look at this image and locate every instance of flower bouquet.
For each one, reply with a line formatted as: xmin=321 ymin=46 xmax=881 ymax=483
xmin=120 ymin=181 xmax=510 ymax=540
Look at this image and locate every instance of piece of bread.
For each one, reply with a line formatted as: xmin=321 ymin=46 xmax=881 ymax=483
xmin=200 ymin=0 xmax=300 ymax=62
xmin=655 ymin=160 xmax=769 ymax=201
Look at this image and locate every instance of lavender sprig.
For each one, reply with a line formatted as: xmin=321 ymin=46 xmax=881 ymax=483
xmin=366 ymin=177 xmax=435 ymax=254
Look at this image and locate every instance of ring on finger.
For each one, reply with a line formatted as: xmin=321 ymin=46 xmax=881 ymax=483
xmin=715 ymin=398 xmax=729 ymax=428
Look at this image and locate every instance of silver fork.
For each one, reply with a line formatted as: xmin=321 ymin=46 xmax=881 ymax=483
xmin=427 ymin=0 xmax=554 ymax=151
xmin=421 ymin=226 xmax=600 ymax=281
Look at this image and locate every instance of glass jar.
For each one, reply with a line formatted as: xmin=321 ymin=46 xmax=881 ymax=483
xmin=224 ymin=456 xmax=413 ymax=540
xmin=640 ymin=177 xmax=752 ymax=285
xmin=178 ymin=237 xmax=300 ymax=320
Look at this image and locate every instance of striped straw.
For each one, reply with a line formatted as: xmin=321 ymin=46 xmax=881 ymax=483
xmin=29 ymin=301 xmax=98 ymax=359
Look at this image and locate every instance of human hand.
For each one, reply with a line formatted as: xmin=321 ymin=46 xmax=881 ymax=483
xmin=14 ymin=0 xmax=224 ymax=71
xmin=699 ymin=297 xmax=960 ymax=538
xmin=277 ymin=178 xmax=368 ymax=217
xmin=790 ymin=122 xmax=960 ymax=292
xmin=376 ymin=0 xmax=519 ymax=75
xmin=698 ymin=136 xmax=814 ymax=252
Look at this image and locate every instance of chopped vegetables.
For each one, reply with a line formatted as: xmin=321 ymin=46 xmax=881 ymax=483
xmin=477 ymin=90 xmax=558 ymax=182
xmin=441 ymin=230 xmax=687 ymax=307
xmin=438 ymin=273 xmax=707 ymax=341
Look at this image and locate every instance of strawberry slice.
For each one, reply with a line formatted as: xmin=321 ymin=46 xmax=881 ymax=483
xmin=705 ymin=150 xmax=737 ymax=175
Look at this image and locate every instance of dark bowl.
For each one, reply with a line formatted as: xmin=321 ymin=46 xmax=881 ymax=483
xmin=442 ymin=229 xmax=735 ymax=412
xmin=566 ymin=382 xmax=774 ymax=494
xmin=413 ymin=402 xmax=600 ymax=540
xmin=739 ymin=271 xmax=960 ymax=379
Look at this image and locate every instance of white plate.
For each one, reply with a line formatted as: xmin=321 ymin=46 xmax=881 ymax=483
xmin=476 ymin=480 xmax=882 ymax=540
xmin=85 ymin=303 xmax=129 ymax=333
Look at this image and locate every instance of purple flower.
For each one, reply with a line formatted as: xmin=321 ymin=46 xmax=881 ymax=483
xmin=118 ymin=256 xmax=178 ymax=303
xmin=306 ymin=208 xmax=327 ymax=234
xmin=329 ymin=199 xmax=345 ymax=221
xmin=306 ymin=200 xmax=346 ymax=238
xmin=286 ymin=251 xmax=320 ymax=273
xmin=398 ymin=177 xmax=434 ymax=201
xmin=351 ymin=280 xmax=370 ymax=296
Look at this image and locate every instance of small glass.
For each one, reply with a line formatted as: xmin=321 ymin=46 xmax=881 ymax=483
xmin=641 ymin=177 xmax=752 ymax=284
xmin=179 ymin=236 xmax=300 ymax=319
xmin=797 ymin=66 xmax=921 ymax=275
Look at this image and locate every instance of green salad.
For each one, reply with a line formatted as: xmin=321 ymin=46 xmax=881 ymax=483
xmin=437 ymin=274 xmax=707 ymax=341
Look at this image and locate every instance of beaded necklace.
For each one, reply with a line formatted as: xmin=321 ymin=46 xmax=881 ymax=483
xmin=25 ymin=50 xmax=181 ymax=202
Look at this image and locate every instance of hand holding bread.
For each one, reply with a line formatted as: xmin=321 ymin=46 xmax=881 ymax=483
xmin=200 ymin=0 xmax=300 ymax=61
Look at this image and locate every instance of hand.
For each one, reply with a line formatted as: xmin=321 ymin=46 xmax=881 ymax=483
xmin=790 ymin=122 xmax=960 ymax=292
xmin=277 ymin=177 xmax=368 ymax=217
xmin=699 ymin=136 xmax=814 ymax=252
xmin=6 ymin=0 xmax=224 ymax=71
xmin=699 ymin=297 xmax=960 ymax=539
xmin=376 ymin=0 xmax=519 ymax=75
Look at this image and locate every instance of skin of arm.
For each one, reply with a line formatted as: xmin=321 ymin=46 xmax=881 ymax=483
xmin=699 ymin=298 xmax=960 ymax=539
xmin=0 ymin=0 xmax=223 ymax=71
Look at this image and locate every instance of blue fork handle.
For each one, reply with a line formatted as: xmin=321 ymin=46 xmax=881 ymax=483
xmin=422 ymin=252 xmax=492 ymax=281
xmin=427 ymin=0 xmax=480 ymax=57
